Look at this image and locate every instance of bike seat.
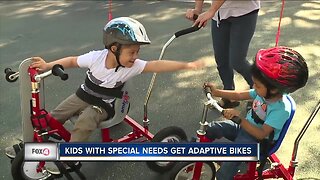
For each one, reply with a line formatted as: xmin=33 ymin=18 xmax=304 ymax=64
xmin=268 ymin=95 xmax=296 ymax=155
xmin=69 ymin=97 xmax=130 ymax=129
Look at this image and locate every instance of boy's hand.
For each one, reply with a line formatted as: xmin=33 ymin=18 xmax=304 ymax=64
xmin=222 ymin=109 xmax=241 ymax=120
xmin=188 ymin=59 xmax=207 ymax=70
xmin=30 ymin=57 xmax=49 ymax=72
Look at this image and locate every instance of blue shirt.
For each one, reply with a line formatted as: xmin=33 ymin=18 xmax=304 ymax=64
xmin=246 ymin=89 xmax=291 ymax=140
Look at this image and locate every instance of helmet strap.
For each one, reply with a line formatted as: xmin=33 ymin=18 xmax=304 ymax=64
xmin=110 ymin=44 xmax=124 ymax=72
xmin=265 ymin=88 xmax=281 ymax=99
xmin=265 ymin=89 xmax=273 ymax=99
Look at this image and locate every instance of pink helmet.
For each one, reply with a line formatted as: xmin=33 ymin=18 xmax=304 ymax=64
xmin=255 ymin=46 xmax=308 ymax=93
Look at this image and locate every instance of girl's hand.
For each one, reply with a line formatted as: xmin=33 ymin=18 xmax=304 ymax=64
xmin=30 ymin=57 xmax=49 ymax=72
xmin=222 ymin=109 xmax=241 ymax=120
xmin=203 ymin=82 xmax=216 ymax=94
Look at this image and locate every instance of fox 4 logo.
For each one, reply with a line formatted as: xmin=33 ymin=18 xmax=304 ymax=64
xmin=32 ymin=148 xmax=50 ymax=156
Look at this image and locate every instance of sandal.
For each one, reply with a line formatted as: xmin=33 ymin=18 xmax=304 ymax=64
xmin=218 ymin=98 xmax=240 ymax=108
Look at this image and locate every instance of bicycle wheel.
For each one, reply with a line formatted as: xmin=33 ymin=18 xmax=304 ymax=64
xmin=146 ymin=126 xmax=187 ymax=173
xmin=170 ymin=162 xmax=216 ymax=180
xmin=11 ymin=147 xmax=53 ymax=180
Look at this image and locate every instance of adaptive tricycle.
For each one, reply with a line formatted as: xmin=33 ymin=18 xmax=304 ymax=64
xmin=4 ymin=19 xmax=202 ymax=179
xmin=149 ymin=84 xmax=319 ymax=179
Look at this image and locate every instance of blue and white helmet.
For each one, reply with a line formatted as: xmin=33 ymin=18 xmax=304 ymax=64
xmin=103 ymin=17 xmax=151 ymax=48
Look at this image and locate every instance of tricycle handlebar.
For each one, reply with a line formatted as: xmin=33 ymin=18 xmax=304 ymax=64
xmin=174 ymin=26 xmax=201 ymax=38
xmin=204 ymin=86 xmax=242 ymax=124
xmin=33 ymin=65 xmax=68 ymax=82
xmin=174 ymin=14 xmax=201 ymax=38
xmin=4 ymin=63 xmax=68 ymax=82
xmin=52 ymin=64 xmax=68 ymax=81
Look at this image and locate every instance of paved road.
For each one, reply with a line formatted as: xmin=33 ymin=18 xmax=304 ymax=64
xmin=1 ymin=1 xmax=319 ymax=180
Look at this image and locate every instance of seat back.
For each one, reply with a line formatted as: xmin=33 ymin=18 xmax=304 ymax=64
xmin=268 ymin=95 xmax=296 ymax=155
xmin=98 ymin=90 xmax=130 ymax=129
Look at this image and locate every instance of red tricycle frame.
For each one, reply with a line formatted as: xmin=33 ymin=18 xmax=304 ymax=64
xmin=169 ymin=88 xmax=320 ymax=180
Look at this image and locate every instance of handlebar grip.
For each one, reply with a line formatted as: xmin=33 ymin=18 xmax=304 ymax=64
xmin=52 ymin=64 xmax=68 ymax=81
xmin=174 ymin=26 xmax=201 ymax=38
xmin=174 ymin=15 xmax=201 ymax=38
xmin=193 ymin=14 xmax=199 ymax=21
xmin=4 ymin=68 xmax=19 ymax=82
xmin=4 ymin=68 xmax=13 ymax=74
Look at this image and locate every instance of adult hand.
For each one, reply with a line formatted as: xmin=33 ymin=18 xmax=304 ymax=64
xmin=185 ymin=9 xmax=200 ymax=21
xmin=193 ymin=10 xmax=215 ymax=27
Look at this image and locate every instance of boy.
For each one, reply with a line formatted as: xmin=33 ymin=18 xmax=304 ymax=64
xmin=204 ymin=46 xmax=308 ymax=180
xmin=6 ymin=17 xmax=205 ymax=157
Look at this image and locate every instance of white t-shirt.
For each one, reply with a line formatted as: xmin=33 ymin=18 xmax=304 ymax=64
xmin=212 ymin=0 xmax=260 ymax=24
xmin=77 ymin=49 xmax=147 ymax=103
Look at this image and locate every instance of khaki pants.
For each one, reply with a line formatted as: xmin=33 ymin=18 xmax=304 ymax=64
xmin=51 ymin=94 xmax=108 ymax=142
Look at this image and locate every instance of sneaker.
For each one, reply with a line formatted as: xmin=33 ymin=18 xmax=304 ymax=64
xmin=5 ymin=142 xmax=23 ymax=159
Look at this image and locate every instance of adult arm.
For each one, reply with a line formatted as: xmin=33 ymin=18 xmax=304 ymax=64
xmin=194 ymin=0 xmax=226 ymax=27
xmin=186 ymin=0 xmax=204 ymax=20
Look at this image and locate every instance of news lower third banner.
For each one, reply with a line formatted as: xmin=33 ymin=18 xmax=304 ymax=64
xmin=25 ymin=143 xmax=259 ymax=161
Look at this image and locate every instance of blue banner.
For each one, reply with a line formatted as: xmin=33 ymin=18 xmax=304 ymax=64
xmin=58 ymin=143 xmax=259 ymax=161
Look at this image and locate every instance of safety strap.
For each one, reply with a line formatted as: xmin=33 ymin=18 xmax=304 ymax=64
xmin=76 ymin=88 xmax=115 ymax=119
xmin=31 ymin=109 xmax=50 ymax=129
xmin=251 ymin=109 xmax=265 ymax=125
xmin=84 ymin=76 xmax=124 ymax=98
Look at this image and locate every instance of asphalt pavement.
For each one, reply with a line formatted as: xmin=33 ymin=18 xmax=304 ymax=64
xmin=0 ymin=1 xmax=319 ymax=180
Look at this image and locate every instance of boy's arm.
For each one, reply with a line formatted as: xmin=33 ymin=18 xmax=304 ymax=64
xmin=142 ymin=59 xmax=204 ymax=73
xmin=31 ymin=56 xmax=79 ymax=72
